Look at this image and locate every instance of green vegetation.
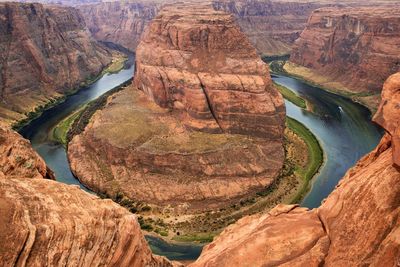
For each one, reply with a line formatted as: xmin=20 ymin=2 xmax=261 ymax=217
xmin=52 ymin=109 xmax=83 ymax=146
xmin=102 ymin=55 xmax=128 ymax=75
xmin=274 ymin=82 xmax=307 ymax=109
xmin=172 ymin=233 xmax=215 ymax=243
xmin=261 ymin=54 xmax=290 ymax=63
xmin=286 ymin=117 xmax=323 ymax=203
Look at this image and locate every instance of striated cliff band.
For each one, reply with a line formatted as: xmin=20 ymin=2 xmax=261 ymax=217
xmin=288 ymin=6 xmax=400 ymax=111
xmin=78 ymin=1 xmax=160 ymax=52
xmin=0 ymin=2 xmax=112 ymax=125
xmin=190 ymin=72 xmax=400 ymax=266
xmin=68 ymin=1 xmax=285 ymax=227
xmin=212 ymin=0 xmax=321 ymax=57
xmin=0 ymin=124 xmax=176 ymax=267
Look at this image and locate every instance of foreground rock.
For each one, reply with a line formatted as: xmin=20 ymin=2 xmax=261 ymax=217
xmin=190 ymin=72 xmax=400 ymax=266
xmin=0 ymin=178 xmax=176 ymax=267
xmin=0 ymin=126 xmax=53 ymax=179
xmin=68 ymin=2 xmax=285 ymax=213
xmin=289 ymin=6 xmax=400 ymax=110
xmin=0 ymin=2 xmax=112 ymax=124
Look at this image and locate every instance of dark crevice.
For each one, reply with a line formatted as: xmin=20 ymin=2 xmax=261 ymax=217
xmin=197 ymin=75 xmax=222 ymax=130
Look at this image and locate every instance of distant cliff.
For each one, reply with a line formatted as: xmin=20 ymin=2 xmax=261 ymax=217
xmin=289 ymin=6 xmax=400 ymax=110
xmin=212 ymin=0 xmax=321 ymax=56
xmin=0 ymin=2 xmax=112 ymax=124
xmin=78 ymin=1 xmax=160 ymax=52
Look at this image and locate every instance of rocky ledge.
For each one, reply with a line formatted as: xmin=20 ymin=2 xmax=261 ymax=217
xmin=289 ymin=6 xmax=400 ymax=110
xmin=190 ymin=72 xmax=400 ymax=266
xmin=68 ymin=2 xmax=285 ymax=213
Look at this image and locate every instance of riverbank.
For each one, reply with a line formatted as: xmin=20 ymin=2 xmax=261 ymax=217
xmin=268 ymin=60 xmax=380 ymax=114
xmin=11 ymin=51 xmax=127 ymax=132
xmin=63 ymin=82 xmax=323 ymax=243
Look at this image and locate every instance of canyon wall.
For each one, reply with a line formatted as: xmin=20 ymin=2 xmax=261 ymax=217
xmin=212 ymin=0 xmax=321 ymax=56
xmin=78 ymin=1 xmax=160 ymax=51
xmin=191 ymin=72 xmax=400 ymax=266
xmin=68 ymin=2 xmax=285 ymax=214
xmin=0 ymin=125 xmax=175 ymax=267
xmin=0 ymin=2 xmax=112 ymax=124
xmin=289 ymin=6 xmax=400 ymax=110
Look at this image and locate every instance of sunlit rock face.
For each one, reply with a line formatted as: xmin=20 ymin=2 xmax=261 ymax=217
xmin=68 ymin=2 xmax=286 ymax=212
xmin=190 ymin=72 xmax=400 ymax=267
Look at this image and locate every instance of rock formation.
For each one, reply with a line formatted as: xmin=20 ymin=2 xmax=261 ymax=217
xmin=0 ymin=126 xmax=54 ymax=179
xmin=0 ymin=178 xmax=176 ymax=267
xmin=212 ymin=0 xmax=321 ymax=57
xmin=134 ymin=2 xmax=285 ymax=138
xmin=78 ymin=1 xmax=160 ymax=51
xmin=68 ymin=2 xmax=285 ymax=212
xmin=0 ymin=2 xmax=112 ymax=124
xmin=190 ymin=72 xmax=400 ymax=266
xmin=289 ymin=6 xmax=400 ymax=110
xmin=0 ymin=125 xmax=176 ymax=266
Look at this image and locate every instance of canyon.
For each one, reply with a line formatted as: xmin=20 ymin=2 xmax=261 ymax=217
xmin=68 ymin=2 xmax=286 ymax=215
xmin=288 ymin=6 xmax=400 ymax=111
xmin=0 ymin=2 xmax=112 ymax=125
xmin=190 ymin=72 xmax=400 ymax=266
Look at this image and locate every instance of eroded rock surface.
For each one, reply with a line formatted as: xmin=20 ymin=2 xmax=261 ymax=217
xmin=290 ymin=6 xmax=400 ymax=110
xmin=78 ymin=1 xmax=160 ymax=52
xmin=190 ymin=72 xmax=400 ymax=266
xmin=134 ymin=2 xmax=285 ymax=138
xmin=212 ymin=0 xmax=321 ymax=57
xmin=0 ymin=126 xmax=53 ymax=179
xmin=0 ymin=2 xmax=112 ymax=124
xmin=0 ymin=178 xmax=176 ymax=267
xmin=68 ymin=2 xmax=285 ymax=212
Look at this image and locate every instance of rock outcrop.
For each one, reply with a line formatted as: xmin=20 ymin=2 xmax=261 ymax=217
xmin=0 ymin=178 xmax=176 ymax=267
xmin=0 ymin=126 xmax=53 ymax=179
xmin=68 ymin=2 xmax=285 ymax=212
xmin=212 ymin=0 xmax=321 ymax=56
xmin=0 ymin=2 xmax=112 ymax=124
xmin=190 ymin=72 xmax=400 ymax=266
xmin=0 ymin=124 xmax=176 ymax=266
xmin=289 ymin=6 xmax=400 ymax=110
xmin=78 ymin=1 xmax=160 ymax=52
xmin=134 ymin=2 xmax=285 ymax=138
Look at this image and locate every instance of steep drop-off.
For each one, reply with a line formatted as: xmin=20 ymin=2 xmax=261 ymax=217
xmin=68 ymin=2 xmax=285 ymax=214
xmin=0 ymin=125 xmax=176 ymax=266
xmin=191 ymin=72 xmax=400 ymax=266
xmin=0 ymin=2 xmax=112 ymax=124
xmin=289 ymin=6 xmax=400 ymax=110
xmin=78 ymin=1 xmax=160 ymax=52
xmin=212 ymin=0 xmax=321 ymax=56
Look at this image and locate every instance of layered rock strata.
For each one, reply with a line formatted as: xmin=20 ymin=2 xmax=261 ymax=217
xmin=0 ymin=124 xmax=176 ymax=266
xmin=289 ymin=6 xmax=400 ymax=110
xmin=0 ymin=2 xmax=112 ymax=124
xmin=68 ymin=3 xmax=285 ymax=212
xmin=0 ymin=126 xmax=53 ymax=179
xmin=78 ymin=1 xmax=160 ymax=52
xmin=212 ymin=0 xmax=321 ymax=56
xmin=190 ymin=72 xmax=400 ymax=266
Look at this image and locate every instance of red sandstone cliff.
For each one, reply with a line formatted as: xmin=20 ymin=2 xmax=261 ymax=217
xmin=0 ymin=2 xmax=112 ymax=124
xmin=289 ymin=6 xmax=400 ymax=110
xmin=78 ymin=1 xmax=160 ymax=51
xmin=190 ymin=72 xmax=400 ymax=266
xmin=212 ymin=0 xmax=321 ymax=56
xmin=68 ymin=2 xmax=285 ymax=213
xmin=0 ymin=125 xmax=176 ymax=266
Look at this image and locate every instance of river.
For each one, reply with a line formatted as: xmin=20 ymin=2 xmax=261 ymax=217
xmin=19 ymin=64 xmax=382 ymax=261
